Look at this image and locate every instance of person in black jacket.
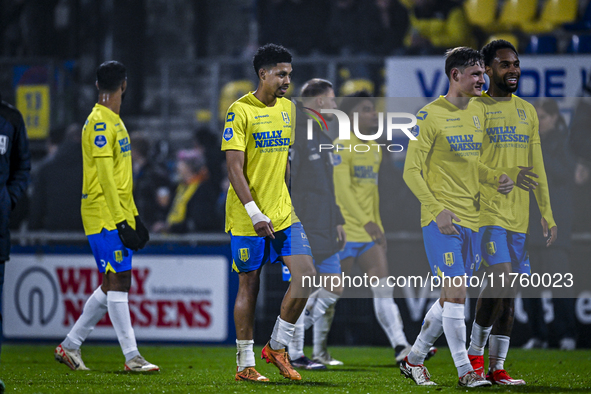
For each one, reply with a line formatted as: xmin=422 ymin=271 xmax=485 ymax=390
xmin=0 ymin=93 xmax=31 ymax=385
xmin=288 ymin=79 xmax=347 ymax=368
xmin=523 ymin=98 xmax=577 ymax=350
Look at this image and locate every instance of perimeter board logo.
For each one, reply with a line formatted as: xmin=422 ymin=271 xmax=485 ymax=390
xmin=15 ymin=267 xmax=59 ymax=325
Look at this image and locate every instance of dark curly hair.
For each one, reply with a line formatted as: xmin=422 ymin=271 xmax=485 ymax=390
xmin=96 ymin=61 xmax=127 ymax=91
xmin=339 ymin=90 xmax=372 ymax=117
xmin=253 ymin=44 xmax=292 ymax=78
xmin=481 ymin=40 xmax=518 ymax=67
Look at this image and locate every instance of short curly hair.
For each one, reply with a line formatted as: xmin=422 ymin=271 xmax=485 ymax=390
xmin=481 ymin=40 xmax=518 ymax=67
xmin=253 ymin=44 xmax=292 ymax=78
xmin=96 ymin=61 xmax=127 ymax=91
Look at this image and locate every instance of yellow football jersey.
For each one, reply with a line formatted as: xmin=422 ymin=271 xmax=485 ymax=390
xmin=478 ymin=93 xmax=555 ymax=232
xmin=221 ymin=92 xmax=296 ymax=236
xmin=81 ymin=104 xmax=136 ymax=235
xmin=333 ymin=133 xmax=383 ymax=243
xmin=403 ymin=96 xmax=487 ymax=232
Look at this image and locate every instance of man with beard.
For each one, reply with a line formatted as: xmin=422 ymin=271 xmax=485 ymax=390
xmin=222 ymin=44 xmax=316 ymax=382
xmin=55 ymin=61 xmax=157 ymax=372
xmin=400 ymin=47 xmax=513 ymax=387
xmin=467 ymin=39 xmax=556 ymax=385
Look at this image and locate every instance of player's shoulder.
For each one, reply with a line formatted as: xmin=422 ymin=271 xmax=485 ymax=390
xmin=513 ymin=95 xmax=535 ymax=111
xmin=277 ymin=97 xmax=294 ymax=111
xmin=0 ymin=100 xmax=24 ymax=129
xmin=87 ymin=104 xmax=117 ymax=130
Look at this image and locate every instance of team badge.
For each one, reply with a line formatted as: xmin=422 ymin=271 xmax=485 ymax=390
xmin=410 ymin=125 xmax=420 ymax=137
xmin=223 ymin=127 xmax=233 ymax=141
xmin=444 ymin=252 xmax=455 ymax=267
xmin=94 ymin=135 xmax=107 ymax=148
xmin=473 ymin=115 xmax=481 ymax=129
xmin=226 ymin=112 xmax=235 ymax=122
xmin=486 ymin=241 xmax=497 ymax=255
xmin=332 ymin=153 xmax=342 ymax=166
xmin=517 ymin=108 xmax=527 ymax=121
xmin=281 ymin=111 xmax=290 ymax=125
xmin=0 ymin=135 xmax=7 ymax=155
xmin=114 ymin=250 xmax=123 ymax=263
xmin=416 ymin=111 xmax=428 ymax=120
xmin=94 ymin=122 xmax=106 ymax=131
xmin=239 ymin=248 xmax=250 ymax=262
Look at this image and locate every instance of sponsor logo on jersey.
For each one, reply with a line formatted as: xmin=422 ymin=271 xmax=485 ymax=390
xmin=94 ymin=122 xmax=106 ymax=132
xmin=0 ymin=135 xmax=7 ymax=155
xmin=226 ymin=112 xmax=235 ymax=122
xmin=253 ymin=130 xmax=289 ymax=148
xmin=444 ymin=252 xmax=455 ymax=267
xmin=331 ymin=153 xmax=342 ymax=165
xmin=94 ymin=135 xmax=107 ymax=148
xmin=517 ymin=108 xmax=527 ymax=121
xmin=281 ymin=111 xmax=290 ymax=125
xmin=486 ymin=241 xmax=497 ymax=256
xmin=354 ymin=165 xmax=378 ymax=180
xmin=473 ymin=115 xmax=482 ymax=130
xmin=223 ymin=127 xmax=233 ymax=141
xmin=114 ymin=250 xmax=123 ymax=263
xmin=485 ymin=126 xmax=530 ymax=143
xmin=119 ymin=137 xmax=131 ymax=153
xmin=239 ymin=248 xmax=250 ymax=262
xmin=446 ymin=118 xmax=460 ymax=122
xmin=445 ymin=134 xmax=482 ymax=151
xmin=416 ymin=111 xmax=428 ymax=120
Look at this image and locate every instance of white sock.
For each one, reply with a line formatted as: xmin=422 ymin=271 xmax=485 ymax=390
xmin=62 ymin=287 xmax=108 ymax=350
xmin=408 ymin=299 xmax=443 ymax=365
xmin=489 ymin=335 xmax=510 ymax=372
xmin=289 ymin=312 xmax=305 ymax=359
xmin=313 ymin=300 xmax=337 ymax=358
xmin=305 ymin=287 xmax=339 ymax=330
xmin=107 ymin=291 xmax=139 ymax=362
xmin=371 ymin=278 xmax=409 ymax=348
xmin=236 ymin=339 xmax=255 ymax=371
xmin=442 ymin=301 xmax=471 ymax=377
xmin=468 ymin=322 xmax=493 ymax=356
xmin=270 ymin=316 xmax=295 ymax=350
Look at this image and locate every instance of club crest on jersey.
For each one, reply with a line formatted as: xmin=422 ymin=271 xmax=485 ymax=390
xmin=223 ymin=127 xmax=233 ymax=141
xmin=0 ymin=135 xmax=7 ymax=155
xmin=114 ymin=250 xmax=123 ymax=263
xmin=239 ymin=248 xmax=250 ymax=262
xmin=416 ymin=111 xmax=428 ymax=120
xmin=281 ymin=111 xmax=290 ymax=125
xmin=94 ymin=135 xmax=107 ymax=148
xmin=444 ymin=252 xmax=455 ymax=267
xmin=226 ymin=112 xmax=235 ymax=122
xmin=517 ymin=108 xmax=527 ymax=121
xmin=410 ymin=125 xmax=420 ymax=137
xmin=486 ymin=242 xmax=497 ymax=255
xmin=473 ymin=116 xmax=482 ymax=130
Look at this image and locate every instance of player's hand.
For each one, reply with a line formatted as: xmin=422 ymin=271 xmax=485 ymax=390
xmin=336 ymin=224 xmax=347 ymax=250
xmin=252 ymin=213 xmax=275 ymax=239
xmin=135 ymin=215 xmax=150 ymax=249
xmin=516 ymin=166 xmax=539 ymax=191
xmin=116 ymin=220 xmax=142 ymax=251
xmin=364 ymin=221 xmax=385 ymax=246
xmin=496 ymin=174 xmax=514 ymax=194
xmin=541 ymin=217 xmax=557 ymax=247
xmin=436 ymin=209 xmax=461 ymax=235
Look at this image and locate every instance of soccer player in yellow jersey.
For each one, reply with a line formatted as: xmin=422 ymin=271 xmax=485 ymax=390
xmin=467 ymin=40 xmax=556 ymax=386
xmin=55 ymin=61 xmax=158 ymax=372
xmin=400 ymin=47 xmax=514 ymax=387
xmin=332 ymin=91 xmax=417 ymax=364
xmin=222 ymin=44 xmax=316 ymax=382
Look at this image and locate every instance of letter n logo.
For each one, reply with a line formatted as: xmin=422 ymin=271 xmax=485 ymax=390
xmin=486 ymin=242 xmax=497 ymax=256
xmin=239 ymin=248 xmax=250 ymax=262
xmin=444 ymin=252 xmax=455 ymax=267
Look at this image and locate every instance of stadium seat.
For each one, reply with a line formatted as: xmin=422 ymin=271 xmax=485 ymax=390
xmin=525 ymin=35 xmax=558 ymax=54
xmin=497 ymin=0 xmax=538 ymax=31
xmin=564 ymin=0 xmax=591 ymax=30
xmin=567 ymin=34 xmax=591 ymax=53
xmin=463 ymin=0 xmax=497 ymax=30
xmin=486 ymin=33 xmax=519 ymax=50
xmin=218 ymin=80 xmax=255 ymax=121
xmin=339 ymin=79 xmax=375 ymax=96
xmin=522 ymin=0 xmax=578 ymax=33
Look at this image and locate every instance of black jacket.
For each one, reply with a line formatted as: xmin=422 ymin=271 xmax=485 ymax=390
xmin=0 ymin=100 xmax=31 ymax=261
xmin=291 ymin=106 xmax=345 ymax=259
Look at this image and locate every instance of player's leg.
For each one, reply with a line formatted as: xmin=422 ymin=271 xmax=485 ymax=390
xmin=356 ymin=243 xmax=410 ymax=359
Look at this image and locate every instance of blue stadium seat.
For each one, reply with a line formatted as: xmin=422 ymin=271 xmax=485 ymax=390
xmin=564 ymin=0 xmax=591 ymax=30
xmin=567 ymin=34 xmax=591 ymax=53
xmin=525 ymin=35 xmax=558 ymax=54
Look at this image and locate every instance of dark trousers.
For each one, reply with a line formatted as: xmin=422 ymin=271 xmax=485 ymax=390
xmin=0 ymin=261 xmax=4 ymax=360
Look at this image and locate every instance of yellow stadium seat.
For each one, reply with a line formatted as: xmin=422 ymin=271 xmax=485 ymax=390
xmin=218 ymin=80 xmax=255 ymax=121
xmin=464 ymin=0 xmax=497 ymax=30
xmin=522 ymin=0 xmax=578 ymax=33
xmin=487 ymin=33 xmax=520 ymax=49
xmin=339 ymin=79 xmax=375 ymax=96
xmin=497 ymin=0 xmax=538 ymax=30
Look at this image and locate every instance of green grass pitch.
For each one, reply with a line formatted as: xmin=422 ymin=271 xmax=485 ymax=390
xmin=1 ymin=344 xmax=590 ymax=393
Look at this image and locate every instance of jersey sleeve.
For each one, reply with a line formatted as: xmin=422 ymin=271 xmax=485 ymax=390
xmin=403 ymin=114 xmax=446 ymax=219
xmin=221 ymin=103 xmax=247 ymax=152
xmin=530 ymin=115 xmax=556 ymax=228
xmin=89 ymin=119 xmax=116 ymax=158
